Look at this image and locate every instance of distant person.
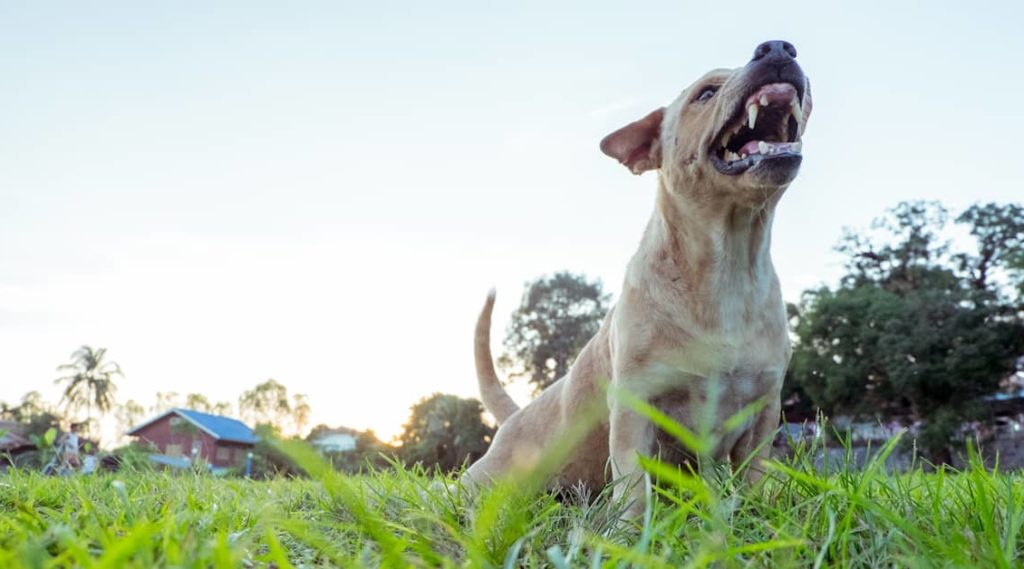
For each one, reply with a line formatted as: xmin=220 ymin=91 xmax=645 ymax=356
xmin=59 ymin=422 xmax=83 ymax=470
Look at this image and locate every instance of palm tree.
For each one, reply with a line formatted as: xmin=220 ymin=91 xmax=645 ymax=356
xmin=54 ymin=346 xmax=123 ymax=429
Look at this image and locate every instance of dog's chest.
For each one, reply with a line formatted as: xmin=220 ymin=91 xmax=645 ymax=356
xmin=648 ymin=367 xmax=781 ymax=461
xmin=649 ymin=367 xmax=781 ymax=416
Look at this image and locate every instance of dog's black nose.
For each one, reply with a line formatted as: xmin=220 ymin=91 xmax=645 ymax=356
xmin=752 ymin=40 xmax=797 ymax=63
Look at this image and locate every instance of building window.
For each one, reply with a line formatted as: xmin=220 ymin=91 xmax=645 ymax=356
xmin=165 ymin=443 xmax=182 ymax=457
xmin=169 ymin=417 xmax=182 ymax=426
xmin=216 ymin=447 xmax=230 ymax=462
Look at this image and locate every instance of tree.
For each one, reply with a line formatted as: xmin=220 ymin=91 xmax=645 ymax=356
xmin=211 ymin=400 xmax=234 ymax=416
xmin=54 ymin=346 xmax=122 ymax=433
xmin=150 ymin=391 xmax=180 ymax=414
xmin=954 ymin=202 xmax=1024 ymax=298
xmin=185 ymin=393 xmax=227 ymax=414
xmin=500 ymin=272 xmax=611 ymax=393
xmin=238 ymin=379 xmax=311 ymax=436
xmin=291 ymin=394 xmax=311 ymax=436
xmin=397 ymin=393 xmax=495 ymax=472
xmin=305 ymin=424 xmax=394 ymax=473
xmin=185 ymin=393 xmax=212 ymax=412
xmin=115 ymin=400 xmax=146 ymax=438
xmin=0 ymin=391 xmax=63 ymax=440
xmin=248 ymin=424 xmax=303 ymax=479
xmin=787 ymin=202 xmax=1024 ymax=462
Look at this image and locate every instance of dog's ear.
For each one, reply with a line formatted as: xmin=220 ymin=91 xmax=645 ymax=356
xmin=599 ymin=108 xmax=664 ymax=175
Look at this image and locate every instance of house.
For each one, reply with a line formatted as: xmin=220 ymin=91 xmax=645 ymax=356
xmin=309 ymin=430 xmax=358 ymax=453
xmin=0 ymin=421 xmax=34 ymax=469
xmin=126 ymin=408 xmax=258 ymax=469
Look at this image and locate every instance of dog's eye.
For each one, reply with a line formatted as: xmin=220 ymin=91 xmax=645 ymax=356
xmin=695 ymin=86 xmax=718 ymax=102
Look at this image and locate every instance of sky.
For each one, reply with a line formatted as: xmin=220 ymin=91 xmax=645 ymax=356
xmin=2 ymin=1 xmax=1023 ymax=443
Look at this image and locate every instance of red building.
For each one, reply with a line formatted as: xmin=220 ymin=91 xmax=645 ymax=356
xmin=127 ymin=408 xmax=258 ymax=469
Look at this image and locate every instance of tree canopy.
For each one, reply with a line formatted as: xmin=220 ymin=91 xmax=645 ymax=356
xmin=397 ymin=393 xmax=494 ymax=472
xmin=54 ymin=345 xmax=122 ymax=433
xmin=237 ymin=379 xmax=311 ymax=437
xmin=787 ymin=201 xmax=1024 ymax=461
xmin=500 ymin=271 xmax=610 ymax=393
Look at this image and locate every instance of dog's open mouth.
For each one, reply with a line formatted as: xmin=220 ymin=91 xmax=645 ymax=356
xmin=711 ymin=82 xmax=804 ymax=175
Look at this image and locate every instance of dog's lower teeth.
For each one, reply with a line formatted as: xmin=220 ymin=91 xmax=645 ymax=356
xmin=758 ymin=141 xmax=769 ymax=154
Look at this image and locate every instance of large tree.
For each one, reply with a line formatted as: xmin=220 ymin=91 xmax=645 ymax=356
xmin=237 ymin=379 xmax=311 ymax=436
xmin=954 ymin=202 xmax=1024 ymax=299
xmin=500 ymin=272 xmax=611 ymax=393
xmin=397 ymin=393 xmax=494 ymax=472
xmin=150 ymin=391 xmax=180 ymax=414
xmin=0 ymin=391 xmax=63 ymax=439
xmin=788 ymin=202 xmax=1024 ymax=462
xmin=54 ymin=346 xmax=122 ymax=432
xmin=185 ymin=393 xmax=214 ymax=413
xmin=114 ymin=399 xmax=146 ymax=444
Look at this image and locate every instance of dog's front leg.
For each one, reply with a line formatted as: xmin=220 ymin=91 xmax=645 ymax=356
xmin=730 ymin=397 xmax=782 ymax=485
xmin=608 ymin=402 xmax=655 ymax=520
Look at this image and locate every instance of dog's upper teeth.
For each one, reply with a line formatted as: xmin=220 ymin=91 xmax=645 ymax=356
xmin=759 ymin=94 xmax=769 ymax=107
xmin=791 ymin=98 xmax=803 ymax=127
xmin=747 ymin=103 xmax=758 ymax=129
xmin=758 ymin=141 xmax=769 ymax=154
xmin=721 ymin=132 xmax=731 ymax=149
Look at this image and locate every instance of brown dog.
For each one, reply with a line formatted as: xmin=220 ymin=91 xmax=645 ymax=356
xmin=468 ymin=41 xmax=812 ymax=518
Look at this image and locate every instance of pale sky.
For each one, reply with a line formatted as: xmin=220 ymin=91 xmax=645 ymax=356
xmin=2 ymin=1 xmax=1023 ymax=443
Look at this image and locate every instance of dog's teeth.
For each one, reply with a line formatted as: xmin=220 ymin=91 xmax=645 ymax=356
xmin=791 ymin=98 xmax=803 ymax=127
xmin=721 ymin=132 xmax=731 ymax=148
xmin=759 ymin=94 xmax=769 ymax=107
xmin=758 ymin=141 xmax=769 ymax=154
xmin=792 ymin=141 xmax=802 ymax=153
xmin=747 ymin=103 xmax=758 ymax=129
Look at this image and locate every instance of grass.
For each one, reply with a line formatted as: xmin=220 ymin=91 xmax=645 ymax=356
xmin=1 ymin=430 xmax=1023 ymax=568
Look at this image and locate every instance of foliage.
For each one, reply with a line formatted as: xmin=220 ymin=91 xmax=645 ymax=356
xmin=114 ymin=400 xmax=146 ymax=442
xmin=955 ymin=202 xmax=1024 ymax=297
xmin=788 ymin=201 xmax=1024 ymax=462
xmin=306 ymin=425 xmax=396 ymax=474
xmin=1 ymin=419 xmax=1023 ymax=567
xmin=500 ymin=271 xmax=611 ymax=393
xmin=238 ymin=379 xmax=311 ymax=437
xmin=291 ymin=394 xmax=311 ymax=436
xmin=149 ymin=391 xmax=180 ymax=415
xmin=184 ymin=393 xmax=214 ymax=413
xmin=397 ymin=393 xmax=495 ymax=472
xmin=104 ymin=441 xmax=157 ymax=472
xmin=246 ymin=424 xmax=304 ymax=479
xmin=54 ymin=345 xmax=122 ymax=432
xmin=0 ymin=391 xmax=64 ymax=440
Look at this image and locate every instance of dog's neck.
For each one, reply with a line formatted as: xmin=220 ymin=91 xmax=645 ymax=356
xmin=630 ymin=176 xmax=783 ymax=331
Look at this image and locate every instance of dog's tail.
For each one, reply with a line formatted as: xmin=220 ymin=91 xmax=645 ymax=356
xmin=475 ymin=289 xmax=520 ymax=425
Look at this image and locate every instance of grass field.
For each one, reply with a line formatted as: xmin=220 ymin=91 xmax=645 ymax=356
xmin=1 ymin=434 xmax=1023 ymax=568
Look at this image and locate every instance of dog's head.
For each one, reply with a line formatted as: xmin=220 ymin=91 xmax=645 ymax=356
xmin=601 ymin=41 xmax=812 ymax=205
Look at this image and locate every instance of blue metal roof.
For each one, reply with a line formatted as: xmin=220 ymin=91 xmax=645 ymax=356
xmin=173 ymin=408 xmax=259 ymax=444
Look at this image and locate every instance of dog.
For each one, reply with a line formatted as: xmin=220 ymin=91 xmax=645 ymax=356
xmin=467 ymin=41 xmax=812 ymax=519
